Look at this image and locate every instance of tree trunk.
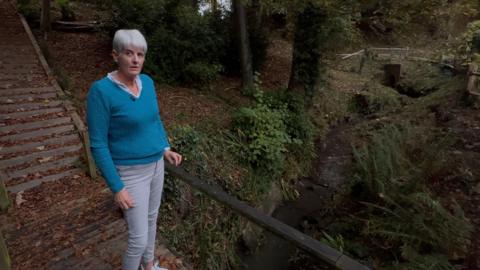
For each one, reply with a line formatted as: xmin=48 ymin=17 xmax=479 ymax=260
xmin=250 ymin=0 xmax=262 ymax=30
xmin=211 ymin=0 xmax=218 ymax=13
xmin=288 ymin=6 xmax=326 ymax=107
xmin=41 ymin=0 xmax=51 ymax=32
xmin=192 ymin=0 xmax=199 ymax=11
xmin=233 ymin=0 xmax=254 ymax=92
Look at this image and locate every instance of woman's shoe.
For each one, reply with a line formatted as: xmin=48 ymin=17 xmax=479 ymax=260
xmin=152 ymin=261 xmax=168 ymax=270
xmin=140 ymin=261 xmax=168 ymax=270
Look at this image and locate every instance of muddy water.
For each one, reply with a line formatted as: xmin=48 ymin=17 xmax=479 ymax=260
xmin=239 ymin=125 xmax=353 ymax=270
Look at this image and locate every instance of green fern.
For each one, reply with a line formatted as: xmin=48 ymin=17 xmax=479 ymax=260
xmin=344 ymin=123 xmax=473 ymax=269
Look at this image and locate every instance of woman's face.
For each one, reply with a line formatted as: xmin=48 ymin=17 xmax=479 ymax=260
xmin=113 ymin=46 xmax=145 ymax=79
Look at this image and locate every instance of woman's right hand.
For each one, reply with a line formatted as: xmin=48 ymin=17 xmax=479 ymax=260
xmin=114 ymin=188 xmax=134 ymax=210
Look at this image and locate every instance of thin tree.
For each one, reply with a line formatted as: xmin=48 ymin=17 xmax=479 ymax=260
xmin=211 ymin=0 xmax=218 ymax=12
xmin=233 ymin=0 xmax=254 ymax=92
xmin=288 ymin=4 xmax=325 ymax=107
xmin=41 ymin=0 xmax=51 ymax=33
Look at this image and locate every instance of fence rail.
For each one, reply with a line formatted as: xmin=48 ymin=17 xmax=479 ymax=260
xmin=165 ymin=163 xmax=371 ymax=270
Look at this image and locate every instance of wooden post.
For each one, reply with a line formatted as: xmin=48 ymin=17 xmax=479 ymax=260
xmin=384 ymin=64 xmax=401 ymax=88
xmin=0 ymin=232 xmax=10 ymax=270
xmin=70 ymin=113 xmax=97 ymax=179
xmin=0 ymin=181 xmax=9 ymax=214
xmin=41 ymin=0 xmax=51 ymax=33
xmin=0 ymin=173 xmax=11 ymax=269
xmin=358 ymin=48 xmax=369 ymax=74
xmin=81 ymin=130 xmax=97 ymax=179
xmin=0 ymin=171 xmax=9 ymax=214
xmin=467 ymin=63 xmax=479 ymax=95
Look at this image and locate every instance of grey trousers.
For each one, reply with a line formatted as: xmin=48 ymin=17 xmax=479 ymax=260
xmin=116 ymin=158 xmax=165 ymax=270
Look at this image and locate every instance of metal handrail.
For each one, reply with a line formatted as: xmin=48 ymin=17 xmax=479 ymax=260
xmin=165 ymin=163 xmax=371 ymax=270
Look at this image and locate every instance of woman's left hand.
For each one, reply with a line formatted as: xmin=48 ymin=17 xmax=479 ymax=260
xmin=164 ymin=149 xmax=182 ymax=166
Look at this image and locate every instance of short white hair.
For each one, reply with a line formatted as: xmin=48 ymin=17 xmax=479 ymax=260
xmin=112 ymin=29 xmax=148 ymax=53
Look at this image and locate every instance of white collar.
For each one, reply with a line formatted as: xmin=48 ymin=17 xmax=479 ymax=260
xmin=107 ymin=71 xmax=142 ymax=99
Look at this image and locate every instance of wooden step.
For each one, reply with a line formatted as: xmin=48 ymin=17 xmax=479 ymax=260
xmin=0 ymin=73 xmax=45 ymax=81
xmin=0 ymin=63 xmax=42 ymax=71
xmin=0 ymin=143 xmax=82 ymax=169
xmin=1 ymin=133 xmax=78 ymax=155
xmin=0 ymin=124 xmax=75 ymax=142
xmin=0 ymin=58 xmax=40 ymax=65
xmin=0 ymin=69 xmax=44 ymax=76
xmin=0 ymin=86 xmax=56 ymax=96
xmin=0 ymin=107 xmax=64 ymax=122
xmin=8 ymin=195 xmax=110 ymax=238
xmin=0 ymin=100 xmax=63 ymax=112
xmin=0 ymin=44 xmax=33 ymax=48
xmin=0 ymin=116 xmax=72 ymax=135
xmin=49 ymin=256 xmax=115 ymax=270
xmin=52 ymin=218 xmax=126 ymax=260
xmin=0 ymin=92 xmax=57 ymax=104
xmin=0 ymin=48 xmax=34 ymax=55
xmin=7 ymin=167 xmax=84 ymax=193
xmin=11 ymin=196 xmax=114 ymax=240
xmin=9 ymin=199 xmax=121 ymax=260
xmin=5 ymin=155 xmax=80 ymax=181
xmin=0 ymin=80 xmax=50 ymax=90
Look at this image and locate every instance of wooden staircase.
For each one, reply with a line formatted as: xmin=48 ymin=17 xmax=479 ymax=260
xmin=0 ymin=0 xmax=83 ymax=193
xmin=0 ymin=1 xmax=189 ymax=269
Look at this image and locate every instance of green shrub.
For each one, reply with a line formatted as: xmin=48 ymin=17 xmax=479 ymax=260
xmin=159 ymin=125 xmax=243 ymax=270
xmin=159 ymin=197 xmax=242 ymax=270
xmin=232 ymin=90 xmax=290 ymax=173
xmin=146 ymin=5 xmax=225 ymax=85
xmin=265 ymin=89 xmax=315 ymax=163
xmin=55 ymin=0 xmax=75 ymax=21
xmin=161 ymin=124 xmax=204 ymax=206
xmin=349 ymin=82 xmax=401 ymax=115
xmin=459 ymin=20 xmax=480 ymax=61
xmin=102 ymin=0 xmax=269 ymax=86
xmin=104 ymin=0 xmax=165 ymax=34
xmin=184 ymin=62 xmax=222 ymax=87
xmin=104 ymin=0 xmax=269 ymax=87
xmin=17 ymin=0 xmax=40 ymax=24
xmin=231 ymin=86 xmax=316 ymax=196
xmin=169 ymin=124 xmax=206 ymax=174
xmin=396 ymin=63 xmax=446 ymax=97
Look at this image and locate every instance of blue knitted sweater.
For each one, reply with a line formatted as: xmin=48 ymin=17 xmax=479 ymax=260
xmin=86 ymin=74 xmax=170 ymax=193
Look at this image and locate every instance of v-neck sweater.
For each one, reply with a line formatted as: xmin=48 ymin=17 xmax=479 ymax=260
xmin=86 ymin=74 xmax=170 ymax=193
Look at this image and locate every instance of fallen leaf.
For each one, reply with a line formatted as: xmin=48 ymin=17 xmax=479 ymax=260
xmin=16 ymin=191 xmax=26 ymax=206
xmin=38 ymin=156 xmax=53 ymax=163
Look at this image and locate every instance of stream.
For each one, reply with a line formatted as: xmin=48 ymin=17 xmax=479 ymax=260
xmin=239 ymin=124 xmax=353 ymax=270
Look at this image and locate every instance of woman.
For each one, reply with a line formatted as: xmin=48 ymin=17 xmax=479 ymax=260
xmin=87 ymin=29 xmax=182 ymax=270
